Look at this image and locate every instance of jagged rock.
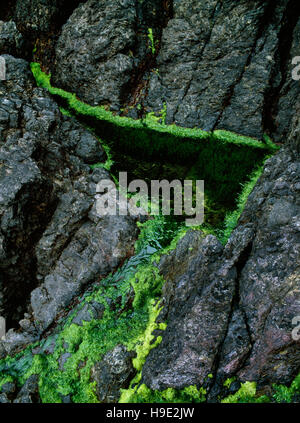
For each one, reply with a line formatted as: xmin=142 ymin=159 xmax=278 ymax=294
xmin=146 ymin=0 xmax=298 ymax=139
xmin=142 ymin=139 xmax=300 ymax=392
xmin=0 ymin=342 xmax=6 ymax=359
xmin=53 ymin=0 xmax=170 ymax=110
xmin=142 ymin=231 xmax=237 ymax=390
xmin=91 ymin=344 xmax=136 ymax=403
xmin=53 ymin=0 xmax=300 ymax=141
xmin=0 ymin=55 xmax=138 ymax=355
xmin=12 ymin=0 xmax=87 ymax=68
xmin=53 ymin=0 xmax=138 ymax=109
xmin=0 ymin=381 xmax=16 ymax=394
xmin=0 ymin=375 xmax=39 ymax=403
xmin=216 ymin=309 xmax=251 ymax=380
xmin=0 ymin=21 xmax=24 ymax=57
xmin=13 ymin=375 xmax=40 ymax=403
xmin=0 ymin=381 xmax=16 ymax=403
xmin=58 ymin=352 xmax=72 ymax=371
xmin=268 ymin=10 xmax=300 ymax=142
xmin=71 ymin=301 xmax=104 ymax=326
xmin=0 ymin=393 xmax=10 ymax=403
xmin=233 ymin=150 xmax=300 ymax=386
xmin=14 ymin=0 xmax=72 ymax=34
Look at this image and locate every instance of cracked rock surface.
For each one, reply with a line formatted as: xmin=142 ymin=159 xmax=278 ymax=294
xmin=0 ymin=0 xmax=299 ymax=404
xmin=142 ymin=127 xmax=300 ymax=395
xmin=52 ymin=0 xmax=300 ymax=141
xmin=0 ymin=55 xmax=138 ymax=355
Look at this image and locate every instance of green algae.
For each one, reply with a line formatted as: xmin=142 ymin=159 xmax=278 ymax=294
xmin=120 ymin=383 xmax=207 ymax=404
xmin=220 ymin=374 xmax=300 ymax=403
xmin=147 ymin=28 xmax=157 ymax=55
xmin=30 ymin=62 xmax=277 ymax=161
xmin=0 ymin=63 xmax=286 ymax=404
xmin=219 ymin=162 xmax=266 ymax=243
xmin=30 ymin=62 xmax=278 ymax=228
xmin=0 ymin=214 xmax=183 ymax=403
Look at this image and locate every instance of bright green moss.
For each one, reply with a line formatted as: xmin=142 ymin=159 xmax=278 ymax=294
xmin=221 ymin=374 xmax=300 ymax=403
xmin=272 ymin=373 xmax=300 ymax=403
xmin=0 ymin=215 xmax=178 ymax=403
xmin=221 ymin=382 xmax=260 ymax=403
xmin=30 ymin=63 xmax=277 ymax=159
xmin=120 ymin=383 xmax=206 ymax=404
xmin=219 ymin=163 xmax=266 ymax=243
xmin=223 ymin=377 xmax=236 ymax=388
xmin=0 ymin=64 xmax=284 ymax=404
xmin=147 ymin=28 xmax=157 ymax=55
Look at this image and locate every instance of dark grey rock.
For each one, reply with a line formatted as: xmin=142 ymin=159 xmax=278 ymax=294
xmin=0 ymin=21 xmax=24 ymax=57
xmin=14 ymin=0 xmax=85 ymax=35
xmin=273 ymin=15 xmax=300 ymax=142
xmin=214 ymin=309 xmax=251 ymax=380
xmin=31 ymin=215 xmax=138 ymax=332
xmin=142 ymin=231 xmax=237 ymax=390
xmin=91 ymin=344 xmax=136 ymax=403
xmin=53 ymin=0 xmax=169 ymax=110
xmin=0 ymin=393 xmax=10 ymax=403
xmin=0 ymin=342 xmax=6 ymax=359
xmin=143 ymin=134 xmax=300 ymax=391
xmin=0 ymin=381 xmax=16 ymax=394
xmin=13 ymin=375 xmax=39 ymax=403
xmin=0 ymin=55 xmax=137 ymax=355
xmin=61 ymin=395 xmax=72 ymax=403
xmin=72 ymin=301 xmax=104 ymax=326
xmin=235 ymin=148 xmax=300 ymax=386
xmin=58 ymin=352 xmax=72 ymax=371
xmin=53 ymin=0 xmax=137 ymax=109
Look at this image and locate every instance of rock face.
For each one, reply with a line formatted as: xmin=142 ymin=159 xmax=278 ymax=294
xmin=142 ymin=231 xmax=237 ymax=390
xmin=52 ymin=0 xmax=300 ymax=141
xmin=142 ymin=131 xmax=300 ymax=394
xmin=53 ymin=0 xmax=170 ymax=110
xmin=0 ymin=375 xmax=40 ymax=403
xmin=14 ymin=0 xmax=77 ymax=35
xmin=91 ymin=345 xmax=136 ymax=403
xmin=53 ymin=0 xmax=137 ymax=109
xmin=10 ymin=1 xmax=86 ymax=67
xmin=0 ymin=0 xmax=299 ymax=404
xmin=0 ymin=21 xmax=24 ymax=57
xmin=0 ymin=55 xmax=138 ymax=355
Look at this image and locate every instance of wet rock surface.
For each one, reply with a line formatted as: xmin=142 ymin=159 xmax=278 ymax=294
xmin=0 ymin=375 xmax=40 ymax=403
xmin=52 ymin=0 xmax=171 ymax=110
xmin=0 ymin=21 xmax=24 ymax=58
xmin=143 ymin=133 xmax=300 ymax=394
xmin=91 ymin=345 xmax=136 ymax=403
xmin=51 ymin=0 xmax=300 ymax=141
xmin=0 ymin=0 xmax=299 ymax=403
xmin=142 ymin=231 xmax=237 ymax=390
xmin=0 ymin=55 xmax=138 ymax=355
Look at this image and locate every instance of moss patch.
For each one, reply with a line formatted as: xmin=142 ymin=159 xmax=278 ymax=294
xmin=31 ymin=62 xmax=278 ymax=228
xmin=0 ymin=63 xmax=285 ymax=404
